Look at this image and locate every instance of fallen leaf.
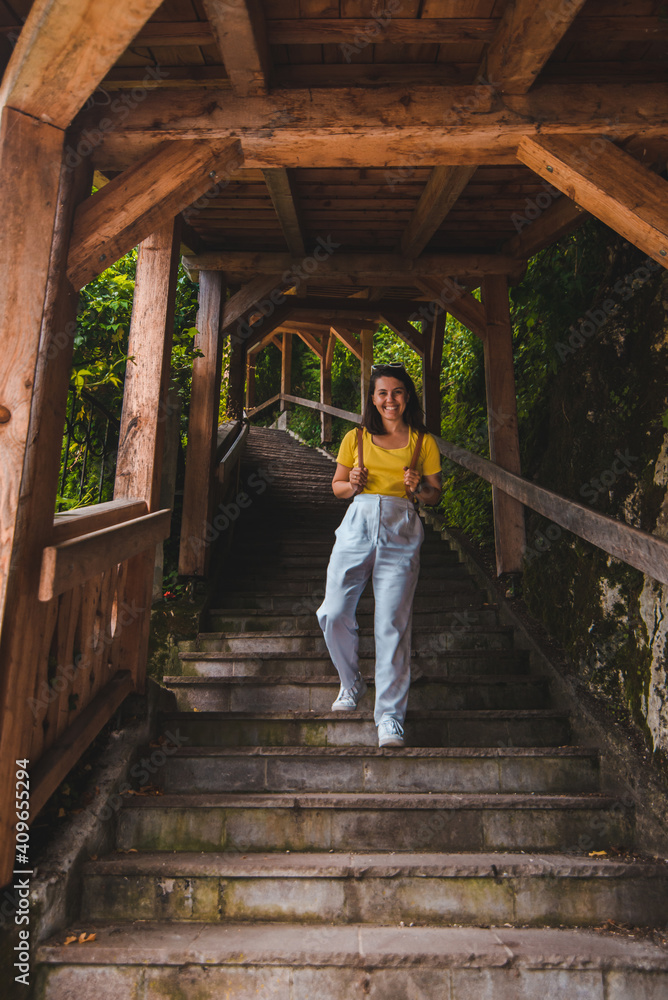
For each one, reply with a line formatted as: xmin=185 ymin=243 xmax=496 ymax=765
xmin=58 ymin=808 xmax=66 ymax=818
xmin=589 ymin=850 xmax=607 ymax=857
xmin=78 ymin=932 xmax=96 ymax=943
xmin=64 ymin=936 xmax=77 ymax=946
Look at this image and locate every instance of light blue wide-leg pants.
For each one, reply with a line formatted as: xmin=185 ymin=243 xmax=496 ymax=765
xmin=316 ymin=494 xmax=424 ymax=725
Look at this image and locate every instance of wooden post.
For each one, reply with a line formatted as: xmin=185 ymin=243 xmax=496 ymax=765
xmin=114 ymin=218 xmax=181 ymax=690
xmin=246 ymin=354 xmax=256 ymax=410
xmin=227 ymin=333 xmax=246 ymax=420
xmin=422 ymin=312 xmax=446 ymax=435
xmin=179 ymin=271 xmax=226 ymax=577
xmin=481 ymin=274 xmax=526 ymax=576
xmin=0 ymin=133 xmax=91 ymax=888
xmin=320 ymin=332 xmax=334 ymax=444
xmin=0 ymin=109 xmax=64 ymax=631
xmin=360 ymin=328 xmax=374 ymax=410
xmin=280 ymin=331 xmax=292 ymax=412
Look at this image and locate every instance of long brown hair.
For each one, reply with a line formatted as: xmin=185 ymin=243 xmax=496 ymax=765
xmin=362 ymin=365 xmax=427 ymax=435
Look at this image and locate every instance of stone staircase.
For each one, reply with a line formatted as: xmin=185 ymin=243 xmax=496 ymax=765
xmin=35 ymin=426 xmax=668 ymax=997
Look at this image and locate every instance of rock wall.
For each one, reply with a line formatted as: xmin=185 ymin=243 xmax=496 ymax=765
xmin=521 ymin=239 xmax=668 ymax=766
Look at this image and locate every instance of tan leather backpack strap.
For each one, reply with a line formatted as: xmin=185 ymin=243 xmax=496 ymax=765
xmin=405 ymin=430 xmax=424 ymax=502
xmin=352 ymin=426 xmax=364 ymax=496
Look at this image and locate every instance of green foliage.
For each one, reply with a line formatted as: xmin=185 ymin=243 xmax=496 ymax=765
xmin=60 ymin=252 xmax=199 ymax=510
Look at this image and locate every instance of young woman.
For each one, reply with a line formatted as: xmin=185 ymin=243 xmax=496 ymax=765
xmin=316 ymin=363 xmax=442 ymax=748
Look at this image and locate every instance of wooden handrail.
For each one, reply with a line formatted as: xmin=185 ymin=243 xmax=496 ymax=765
xmin=39 ymin=509 xmax=172 ymax=601
xmin=435 ymin=437 xmax=668 ymax=585
xmin=217 ymin=421 xmax=250 ymax=484
xmin=247 ymin=392 xmax=361 ymax=425
xmin=246 ymin=391 xmax=668 ymax=583
xmin=52 ymin=498 xmax=148 ymax=544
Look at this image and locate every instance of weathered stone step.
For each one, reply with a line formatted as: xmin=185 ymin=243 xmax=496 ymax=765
xmin=115 ymin=791 xmax=632 ymax=853
xmin=163 ymin=674 xmax=549 ymax=713
xmin=79 ymin=851 xmax=668 ymax=928
xmin=35 ymin=921 xmax=668 ymax=1000
xmin=215 ymin=576 xmax=480 ymax=598
xmin=207 ymin=606 xmax=500 ymax=632
xmin=188 ymin=627 xmax=514 ymax=657
xmin=159 ymin=708 xmax=571 ymax=747
xmin=156 ymin=746 xmax=600 ymax=795
xmin=233 ymin=549 xmax=461 ymax=567
xmin=210 ymin=585 xmax=486 ymax=609
xmin=227 ymin=565 xmax=470 ymax=587
xmin=177 ymin=648 xmax=531 ymax=678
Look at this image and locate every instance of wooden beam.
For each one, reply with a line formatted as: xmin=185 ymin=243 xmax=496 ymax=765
xmin=295 ymin=330 xmax=324 ymax=359
xmin=39 ymin=509 xmax=171 ymax=601
xmin=482 ymin=274 xmax=526 ymax=576
xmin=185 ymin=252 xmax=522 ymax=284
xmin=0 ymin=110 xmax=63 ymax=632
xmin=246 ymin=355 xmax=256 ymax=410
xmin=262 ymin=168 xmax=306 ymax=257
xmin=101 ymin=14 xmax=664 ymax=52
xmin=423 ymin=311 xmax=446 ymax=435
xmin=330 ymin=325 xmax=363 ymax=362
xmin=379 ymin=312 xmax=426 ymax=358
xmin=484 ymin=0 xmax=589 ymax=94
xmin=221 ymin=274 xmax=288 ymax=333
xmin=240 ymin=301 xmax=297 ymax=353
xmin=360 ymin=329 xmax=374 ymax=410
xmin=202 ymin=0 xmax=270 ymax=97
xmin=280 ymin=332 xmax=293 ymax=411
xmin=320 ymin=332 xmax=333 ymax=444
xmin=517 ymin=135 xmax=668 ymax=269
xmin=401 ymin=167 xmax=477 ymax=259
xmin=68 ymin=138 xmax=242 ymax=289
xmin=226 ymin=338 xmax=245 ymax=421
xmin=415 ymin=279 xmax=487 ymax=341
xmin=501 ymin=194 xmax=587 ymax=260
xmin=0 ymin=140 xmax=89 ymax=890
xmin=114 ymin=219 xmax=180 ymax=690
xmin=179 ymin=272 xmax=226 ymax=577
xmin=80 ymin=84 xmax=668 ymax=170
xmin=0 ymin=0 xmax=164 ymax=128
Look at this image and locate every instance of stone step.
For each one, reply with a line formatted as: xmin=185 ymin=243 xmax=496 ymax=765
xmin=232 ymin=538 xmax=460 ymax=572
xmin=79 ymin=851 xmax=668 ymax=928
xmin=210 ymin=585 xmax=486 ymax=608
xmin=186 ymin=627 xmax=514 ymax=657
xmin=115 ymin=791 xmax=633 ymax=853
xmin=34 ymin=922 xmax=668 ymax=1000
xmin=177 ymin=648 xmax=531 ymax=678
xmin=215 ymin=576 xmax=480 ymax=597
xmin=158 ymin=708 xmax=572 ymax=747
xmin=206 ymin=606 xmax=500 ymax=632
xmin=163 ymin=674 xmax=550 ymax=713
xmin=155 ymin=746 xmax=600 ymax=795
xmin=227 ymin=563 xmax=470 ymax=584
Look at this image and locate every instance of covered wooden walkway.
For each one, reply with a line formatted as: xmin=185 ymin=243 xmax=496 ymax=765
xmin=1 ymin=0 xmax=668 ymax=900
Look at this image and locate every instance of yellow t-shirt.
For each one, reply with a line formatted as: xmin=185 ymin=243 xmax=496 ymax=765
xmin=337 ymin=427 xmax=442 ymax=498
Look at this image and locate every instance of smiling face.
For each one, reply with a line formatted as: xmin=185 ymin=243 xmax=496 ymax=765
xmin=371 ymin=376 xmax=408 ymax=423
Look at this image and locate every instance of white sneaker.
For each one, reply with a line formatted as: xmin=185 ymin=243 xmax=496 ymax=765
xmin=378 ymin=717 xmax=405 ymax=748
xmin=331 ymin=673 xmax=367 ymax=710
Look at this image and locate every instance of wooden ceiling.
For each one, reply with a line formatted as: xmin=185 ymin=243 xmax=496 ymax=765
xmin=2 ymin=0 xmax=667 ymax=300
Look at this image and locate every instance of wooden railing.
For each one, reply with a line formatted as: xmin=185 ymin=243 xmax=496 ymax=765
xmin=248 ymin=392 xmax=668 ymax=586
xmin=27 ymin=498 xmax=171 ymax=818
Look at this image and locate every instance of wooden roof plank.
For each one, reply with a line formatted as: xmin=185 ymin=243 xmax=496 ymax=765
xmin=0 ymin=0 xmax=166 ymax=128
xmin=202 ymin=0 xmax=271 ymax=96
xmin=517 ymin=134 xmax=668 ymax=269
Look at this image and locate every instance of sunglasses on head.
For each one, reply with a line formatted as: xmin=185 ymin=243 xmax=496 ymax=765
xmin=371 ymin=362 xmax=406 ymax=372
